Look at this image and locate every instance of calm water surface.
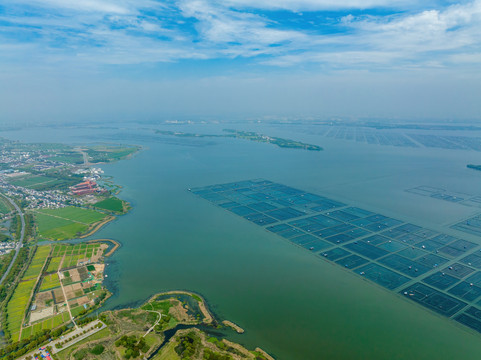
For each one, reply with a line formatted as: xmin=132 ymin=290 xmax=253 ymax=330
xmin=4 ymin=124 xmax=481 ymax=359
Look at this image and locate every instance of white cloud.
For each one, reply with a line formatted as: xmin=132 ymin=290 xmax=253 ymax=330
xmin=179 ymin=0 xmax=306 ymax=46
xmin=11 ymin=0 xmax=132 ymax=14
xmin=216 ymin=0 xmax=416 ymax=11
xmin=0 ymin=0 xmax=480 ymax=72
xmin=350 ymin=0 xmax=481 ymax=52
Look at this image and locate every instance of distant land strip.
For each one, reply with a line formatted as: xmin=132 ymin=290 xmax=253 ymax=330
xmin=155 ymin=129 xmax=323 ymax=151
xmin=467 ymin=164 xmax=481 ymax=171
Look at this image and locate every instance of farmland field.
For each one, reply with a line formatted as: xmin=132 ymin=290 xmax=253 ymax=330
xmin=37 ymin=207 xmax=107 ymax=224
xmin=93 ymin=196 xmax=125 ymax=213
xmin=39 ymin=273 xmax=61 ymax=291
xmin=35 ymin=214 xmax=87 ymax=240
xmin=49 ymin=151 xmax=84 ymax=164
xmin=7 ymin=174 xmax=63 ymax=190
xmin=0 ymin=196 xmax=12 ymax=215
xmin=34 ymin=206 xmax=108 ymax=240
xmin=46 ymin=256 xmax=63 ymax=273
xmin=22 ymin=246 xmax=50 ymax=280
xmin=21 ymin=312 xmax=70 ymax=339
xmin=59 ymin=243 xmax=102 ymax=269
xmin=6 ymin=278 xmax=37 ymax=341
xmin=86 ymin=146 xmax=138 ymax=163
xmin=70 ymin=306 xmax=85 ymax=317
xmin=5 ymin=246 xmax=50 ymax=340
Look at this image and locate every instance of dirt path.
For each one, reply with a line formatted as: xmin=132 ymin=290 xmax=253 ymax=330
xmin=143 ymin=308 xmax=162 ymax=337
xmin=58 ymin=268 xmax=77 ymax=329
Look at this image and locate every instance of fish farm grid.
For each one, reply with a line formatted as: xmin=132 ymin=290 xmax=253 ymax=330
xmin=189 ymin=179 xmax=481 ymax=336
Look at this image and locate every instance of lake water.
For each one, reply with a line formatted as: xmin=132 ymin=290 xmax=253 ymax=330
xmin=4 ymin=123 xmax=481 ymax=359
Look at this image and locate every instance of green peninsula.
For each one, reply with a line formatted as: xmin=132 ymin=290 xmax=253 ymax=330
xmin=155 ymin=129 xmax=323 ymax=151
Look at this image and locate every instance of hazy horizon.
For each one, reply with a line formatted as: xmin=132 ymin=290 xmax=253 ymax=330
xmin=1 ymin=0 xmax=480 ymax=123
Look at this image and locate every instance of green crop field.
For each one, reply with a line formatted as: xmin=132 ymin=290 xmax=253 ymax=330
xmin=39 ymin=273 xmax=61 ymax=291
xmin=86 ymin=146 xmax=138 ymax=163
xmin=34 ymin=208 xmax=105 ymax=240
xmin=23 ymin=246 xmax=50 ymax=280
xmin=8 ymin=174 xmax=61 ymax=189
xmin=0 ymin=196 xmax=12 ymax=215
xmin=7 ymin=242 xmax=104 ymax=341
xmin=5 ymin=246 xmax=50 ymax=340
xmin=6 ymin=278 xmax=37 ymax=341
xmin=71 ymin=305 xmax=86 ymax=317
xmin=21 ymin=311 xmax=70 ymax=339
xmin=49 ymin=151 xmax=84 ymax=164
xmin=46 ymin=256 xmax=63 ymax=273
xmin=37 ymin=206 xmax=107 ymax=224
xmin=93 ymin=196 xmax=125 ymax=213
xmin=60 ymin=243 xmax=102 ymax=269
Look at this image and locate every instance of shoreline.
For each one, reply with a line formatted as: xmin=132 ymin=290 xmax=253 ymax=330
xmin=148 ymin=290 xmax=214 ymax=324
xmin=78 ymin=215 xmax=115 ymax=239
xmin=222 ymin=320 xmax=244 ymax=333
xmin=86 ymin=238 xmax=120 ymax=257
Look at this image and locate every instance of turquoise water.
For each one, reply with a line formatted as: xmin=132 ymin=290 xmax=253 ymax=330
xmin=5 ymin=124 xmax=481 ymax=359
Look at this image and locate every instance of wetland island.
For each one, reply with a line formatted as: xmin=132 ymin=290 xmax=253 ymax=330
xmin=155 ymin=129 xmax=322 ymax=151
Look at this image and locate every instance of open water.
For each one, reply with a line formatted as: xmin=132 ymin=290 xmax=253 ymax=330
xmin=4 ymin=123 xmax=481 ymax=359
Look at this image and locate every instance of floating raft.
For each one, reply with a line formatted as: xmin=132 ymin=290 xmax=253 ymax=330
xmin=190 ymin=179 xmax=481 ymax=336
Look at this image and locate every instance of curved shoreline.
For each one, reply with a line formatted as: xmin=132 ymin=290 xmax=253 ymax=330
xmin=86 ymin=238 xmax=120 ymax=257
xmin=148 ymin=290 xmax=214 ymax=324
xmin=78 ymin=216 xmax=115 ymax=239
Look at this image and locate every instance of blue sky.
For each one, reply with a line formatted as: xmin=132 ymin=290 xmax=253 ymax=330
xmin=0 ymin=0 xmax=480 ymax=122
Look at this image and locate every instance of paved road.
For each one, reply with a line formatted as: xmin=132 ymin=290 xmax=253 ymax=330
xmin=0 ymin=194 xmax=25 ymax=286
xmin=50 ymin=320 xmax=106 ymax=354
xmin=15 ymin=320 xmax=106 ymax=360
xmin=143 ymin=310 xmax=161 ymax=337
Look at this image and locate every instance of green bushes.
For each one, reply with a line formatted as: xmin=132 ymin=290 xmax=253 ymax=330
xmin=175 ymin=332 xmax=199 ymax=359
xmin=90 ymin=344 xmax=105 ymax=355
xmin=115 ymin=335 xmax=146 ymax=359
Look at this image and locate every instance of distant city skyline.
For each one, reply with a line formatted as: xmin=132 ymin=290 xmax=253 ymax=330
xmin=0 ymin=0 xmax=480 ymax=122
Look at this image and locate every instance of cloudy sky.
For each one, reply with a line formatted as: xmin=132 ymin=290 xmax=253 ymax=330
xmin=0 ymin=0 xmax=480 ymax=122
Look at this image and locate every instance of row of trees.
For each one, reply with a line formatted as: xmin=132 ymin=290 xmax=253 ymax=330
xmin=0 ymin=326 xmax=68 ymax=360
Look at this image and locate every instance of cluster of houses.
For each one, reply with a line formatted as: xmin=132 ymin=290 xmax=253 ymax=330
xmin=0 ymin=241 xmax=19 ymax=255
xmin=0 ymin=150 xmax=66 ymax=171
xmin=0 ymin=180 xmax=83 ymax=210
